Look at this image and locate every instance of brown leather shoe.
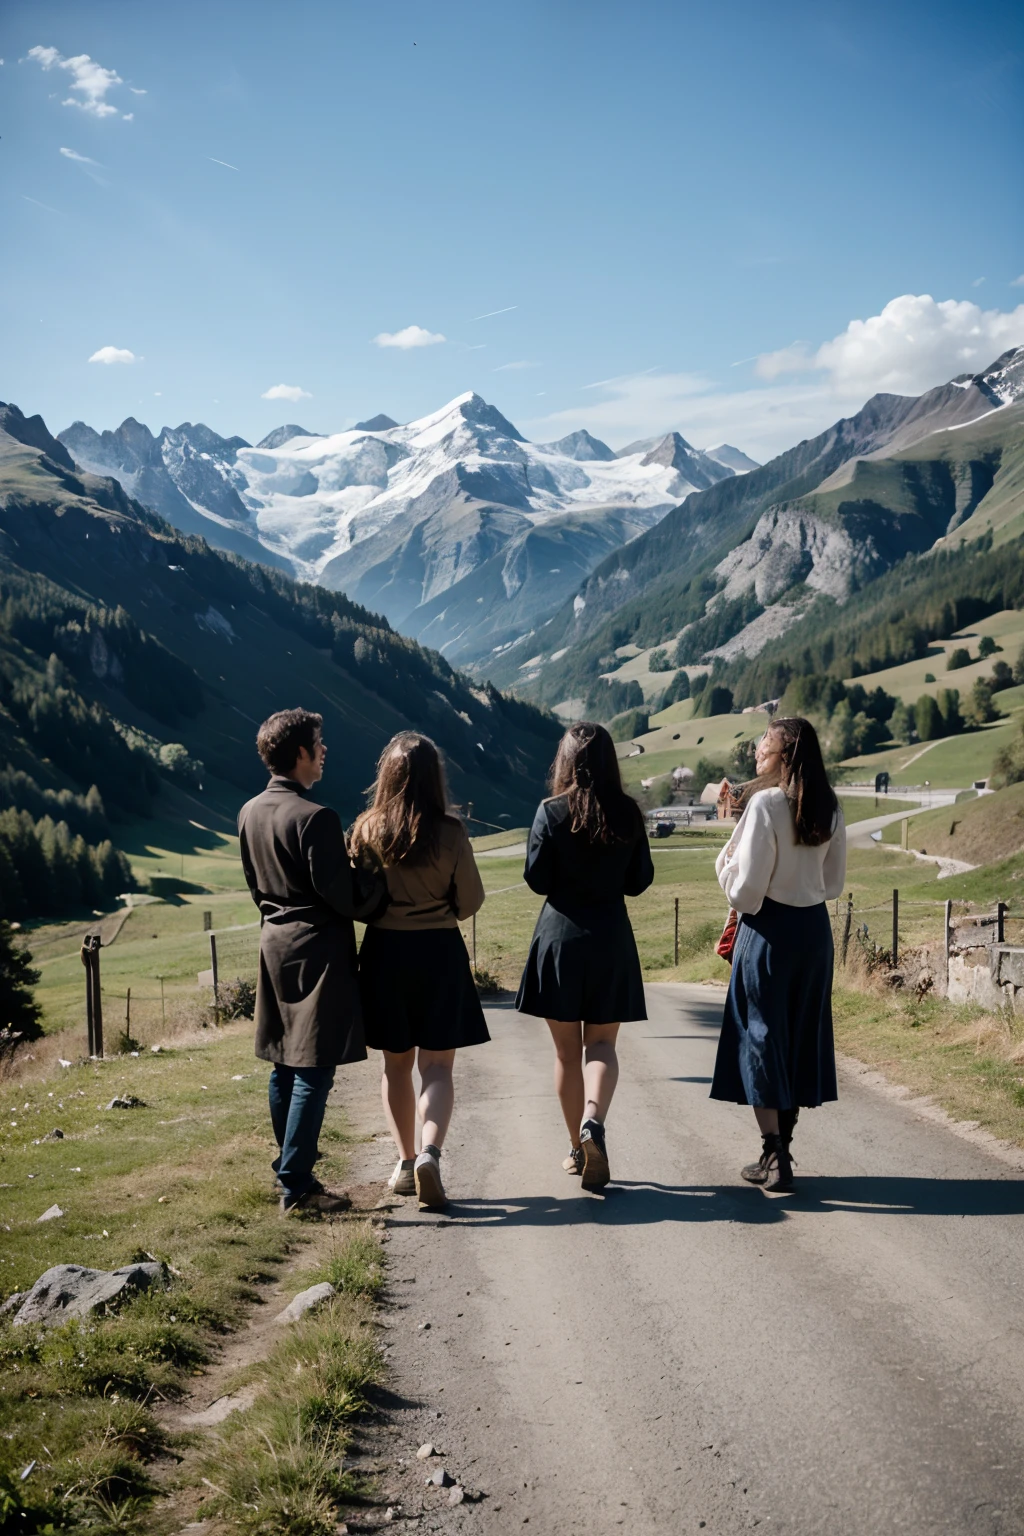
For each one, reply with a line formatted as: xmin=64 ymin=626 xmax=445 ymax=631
xmin=280 ymin=1181 xmax=352 ymax=1216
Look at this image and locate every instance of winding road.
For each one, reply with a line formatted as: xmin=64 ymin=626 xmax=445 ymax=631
xmin=358 ymin=983 xmax=1024 ymax=1535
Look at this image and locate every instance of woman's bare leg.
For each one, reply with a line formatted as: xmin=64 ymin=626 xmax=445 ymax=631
xmin=582 ymin=1022 xmax=620 ymax=1122
xmin=381 ymin=1049 xmax=417 ymax=1160
xmin=546 ymin=1020 xmax=585 ymax=1145
xmin=753 ymin=1107 xmax=780 ymax=1136
xmin=417 ymin=1048 xmax=456 ymax=1150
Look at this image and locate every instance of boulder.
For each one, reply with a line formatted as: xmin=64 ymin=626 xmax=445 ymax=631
xmin=274 ymin=1281 xmax=335 ymax=1324
xmin=12 ymin=1261 xmax=166 ymax=1328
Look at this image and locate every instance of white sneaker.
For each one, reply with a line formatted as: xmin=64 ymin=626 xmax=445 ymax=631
xmin=414 ymin=1148 xmax=447 ymax=1209
xmin=387 ymin=1160 xmax=416 ymax=1196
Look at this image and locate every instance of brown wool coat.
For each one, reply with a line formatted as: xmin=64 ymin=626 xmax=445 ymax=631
xmin=238 ymin=777 xmax=388 ymax=1068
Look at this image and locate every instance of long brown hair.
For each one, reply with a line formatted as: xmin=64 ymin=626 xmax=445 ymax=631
xmin=549 ymin=721 xmax=641 ymax=843
xmin=753 ymin=716 xmax=838 ymax=846
xmin=350 ymin=732 xmax=449 ymax=867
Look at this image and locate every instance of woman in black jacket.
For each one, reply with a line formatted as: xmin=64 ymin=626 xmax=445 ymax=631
xmin=516 ymin=722 xmax=654 ymax=1189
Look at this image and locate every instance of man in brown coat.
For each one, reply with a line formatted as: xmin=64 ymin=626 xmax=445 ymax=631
xmin=238 ymin=709 xmax=388 ymax=1213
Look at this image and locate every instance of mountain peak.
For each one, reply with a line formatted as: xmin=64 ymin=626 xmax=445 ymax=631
xmin=0 ymin=401 xmax=76 ymax=471
xmin=257 ymin=424 xmax=324 ymax=450
xmin=410 ymin=392 xmax=525 ymax=444
xmin=354 ymin=413 xmax=399 ymax=432
xmin=538 ymin=429 xmax=616 ymax=462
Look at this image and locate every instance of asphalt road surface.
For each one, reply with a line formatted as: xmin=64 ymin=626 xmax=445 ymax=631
xmin=365 ymin=983 xmax=1024 ymax=1535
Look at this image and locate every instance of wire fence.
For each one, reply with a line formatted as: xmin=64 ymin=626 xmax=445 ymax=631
xmin=73 ymin=874 xmax=1022 ymax=1058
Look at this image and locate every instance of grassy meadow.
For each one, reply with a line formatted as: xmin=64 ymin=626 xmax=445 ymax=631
xmin=0 ymin=1023 xmax=384 ymax=1534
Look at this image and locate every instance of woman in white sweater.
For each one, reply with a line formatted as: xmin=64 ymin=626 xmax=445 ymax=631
xmin=710 ymin=716 xmax=846 ymax=1190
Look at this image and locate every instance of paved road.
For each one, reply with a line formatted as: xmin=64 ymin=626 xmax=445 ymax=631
xmin=367 ymin=984 xmax=1024 ymax=1535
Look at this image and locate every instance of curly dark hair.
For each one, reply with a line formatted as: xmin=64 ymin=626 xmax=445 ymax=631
xmin=255 ymin=708 xmax=323 ymax=774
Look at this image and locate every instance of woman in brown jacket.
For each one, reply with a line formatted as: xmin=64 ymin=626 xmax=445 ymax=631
xmin=351 ymin=733 xmax=487 ymax=1209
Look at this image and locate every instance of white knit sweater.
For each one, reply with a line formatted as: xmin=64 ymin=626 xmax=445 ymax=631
xmin=715 ymin=787 xmax=846 ymax=915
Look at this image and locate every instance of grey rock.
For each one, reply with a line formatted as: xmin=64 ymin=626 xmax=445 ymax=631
xmin=416 ymin=1443 xmax=436 ymax=1459
xmin=35 ymin=1205 xmax=64 ymax=1223
xmin=12 ymin=1261 xmax=166 ymax=1327
xmin=448 ymin=1486 xmax=465 ymax=1505
xmin=274 ymin=1281 xmax=335 ymax=1324
xmin=104 ymin=1096 xmax=145 ymax=1110
xmin=0 ymin=1291 xmax=26 ymax=1316
xmin=426 ymin=1466 xmax=455 ymax=1488
xmin=34 ymin=1128 xmax=64 ymax=1143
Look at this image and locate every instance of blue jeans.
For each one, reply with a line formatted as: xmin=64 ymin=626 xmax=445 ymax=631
xmin=268 ymin=1064 xmax=336 ymax=1200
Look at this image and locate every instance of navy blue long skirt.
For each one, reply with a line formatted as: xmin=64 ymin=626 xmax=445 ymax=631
xmin=710 ymin=897 xmax=837 ymax=1109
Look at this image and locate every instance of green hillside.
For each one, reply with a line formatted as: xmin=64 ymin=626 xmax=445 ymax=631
xmin=0 ymin=407 xmax=561 ymax=920
xmin=493 ymin=359 xmax=1024 ymax=725
xmin=879 ymin=781 xmax=1024 ymax=863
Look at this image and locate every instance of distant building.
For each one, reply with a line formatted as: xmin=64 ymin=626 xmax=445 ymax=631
xmin=700 ymin=777 xmax=743 ymax=821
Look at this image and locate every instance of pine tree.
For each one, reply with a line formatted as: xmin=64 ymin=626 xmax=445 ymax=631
xmin=0 ymin=920 xmax=42 ymax=1041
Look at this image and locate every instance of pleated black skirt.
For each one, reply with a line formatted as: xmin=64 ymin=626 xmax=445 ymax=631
xmin=710 ymin=897 xmax=837 ymax=1109
xmin=358 ymin=926 xmax=490 ymax=1053
xmin=515 ymin=899 xmax=647 ymax=1023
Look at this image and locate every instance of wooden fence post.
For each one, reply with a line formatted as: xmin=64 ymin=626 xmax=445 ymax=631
xmin=997 ymin=902 xmax=1007 ymax=944
xmin=944 ymin=899 xmax=952 ymax=993
xmin=892 ymin=888 xmax=899 ymax=967
xmin=209 ymin=933 xmax=220 ymax=1023
xmin=81 ymin=934 xmax=104 ymax=1058
xmin=674 ymin=897 xmax=680 ymax=966
xmin=841 ymin=892 xmax=853 ymax=967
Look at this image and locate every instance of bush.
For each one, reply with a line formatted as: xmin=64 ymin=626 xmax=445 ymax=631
xmin=947 ymin=647 xmax=971 ymax=671
xmin=648 ymin=648 xmax=673 ymax=673
xmin=693 ymin=684 xmax=734 ymax=718
xmin=607 ymin=708 xmax=650 ymax=742
xmin=978 ymin=634 xmax=999 ymax=659
xmin=658 ymin=670 xmax=691 ymax=708
xmin=218 ymin=978 xmax=256 ymax=1020
xmin=990 ymin=660 xmax=1014 ymax=692
xmin=924 ymin=672 xmax=936 ymax=683
xmin=915 ymin=694 xmax=944 ymax=741
xmin=965 ymin=678 xmax=999 ymax=726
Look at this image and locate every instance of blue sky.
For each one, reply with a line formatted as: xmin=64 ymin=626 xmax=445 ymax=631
xmin=3 ymin=0 xmax=1023 ymax=460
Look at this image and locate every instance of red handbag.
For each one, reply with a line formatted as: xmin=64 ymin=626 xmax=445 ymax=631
xmin=716 ymin=908 xmax=739 ymax=962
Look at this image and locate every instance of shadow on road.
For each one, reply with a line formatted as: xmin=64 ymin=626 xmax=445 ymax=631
xmin=393 ymin=1176 xmax=1024 ymax=1230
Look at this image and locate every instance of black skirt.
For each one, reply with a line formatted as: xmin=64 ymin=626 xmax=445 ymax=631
xmin=515 ymin=899 xmax=647 ymax=1023
xmin=358 ymin=926 xmax=491 ymax=1053
xmin=710 ymin=897 xmax=837 ymax=1109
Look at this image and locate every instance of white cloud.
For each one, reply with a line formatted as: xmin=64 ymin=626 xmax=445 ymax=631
xmin=261 ymin=383 xmax=312 ymax=402
xmin=60 ymin=146 xmax=100 ymax=165
xmin=89 ymin=345 xmax=136 ymax=365
xmin=755 ymin=293 xmax=1024 ymax=397
xmin=472 ymin=305 xmax=517 ymax=320
xmin=1012 ymin=275 xmax=1024 ymax=288
xmin=373 ymin=325 xmax=446 ymax=349
xmin=122 ymin=112 xmax=133 ymax=121
xmin=493 ymin=360 xmax=535 ymax=372
xmin=27 ymin=45 xmax=132 ymax=119
xmin=523 ymin=291 xmax=1024 ymax=461
xmin=129 ymin=86 xmax=146 ymax=95
xmin=208 ymin=157 xmax=240 ymax=171
xmin=972 ymin=277 xmax=986 ymax=287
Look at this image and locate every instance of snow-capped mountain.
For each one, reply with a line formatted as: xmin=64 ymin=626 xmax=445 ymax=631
xmin=60 ymin=392 xmax=755 ymax=664
xmin=57 ymin=416 xmax=290 ymax=569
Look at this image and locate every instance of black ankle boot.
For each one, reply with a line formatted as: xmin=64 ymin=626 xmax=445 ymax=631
xmin=740 ymin=1132 xmax=794 ymax=1191
xmin=778 ymin=1108 xmax=799 ymax=1150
